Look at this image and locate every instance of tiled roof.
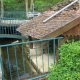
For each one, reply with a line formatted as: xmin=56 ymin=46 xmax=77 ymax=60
xmin=17 ymin=10 xmax=80 ymax=39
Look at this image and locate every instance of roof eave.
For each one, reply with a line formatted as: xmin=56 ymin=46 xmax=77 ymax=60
xmin=43 ymin=16 xmax=80 ymax=39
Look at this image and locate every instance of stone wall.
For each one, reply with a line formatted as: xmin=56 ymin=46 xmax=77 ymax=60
xmin=52 ymin=0 xmax=79 ymax=11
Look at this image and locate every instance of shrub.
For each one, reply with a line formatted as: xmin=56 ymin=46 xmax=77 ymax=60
xmin=48 ymin=41 xmax=80 ymax=80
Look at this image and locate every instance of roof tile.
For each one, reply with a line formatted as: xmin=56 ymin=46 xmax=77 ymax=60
xmin=17 ymin=10 xmax=80 ymax=39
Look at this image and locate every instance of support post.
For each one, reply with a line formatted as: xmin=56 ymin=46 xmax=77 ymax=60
xmin=28 ymin=36 xmax=33 ymax=49
xmin=56 ymin=38 xmax=63 ymax=63
xmin=79 ymin=0 xmax=80 ymax=9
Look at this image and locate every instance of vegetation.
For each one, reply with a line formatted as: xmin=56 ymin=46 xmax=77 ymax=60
xmin=48 ymin=41 xmax=80 ymax=80
xmin=34 ymin=0 xmax=66 ymax=11
xmin=1 ymin=0 xmax=66 ymax=11
xmin=0 ymin=0 xmax=66 ymax=19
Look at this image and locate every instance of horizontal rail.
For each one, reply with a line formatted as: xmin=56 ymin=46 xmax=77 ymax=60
xmin=0 ymin=34 xmax=28 ymax=40
xmin=29 ymin=73 xmax=49 ymax=80
xmin=0 ymin=37 xmax=64 ymax=47
xmin=43 ymin=0 xmax=78 ymax=23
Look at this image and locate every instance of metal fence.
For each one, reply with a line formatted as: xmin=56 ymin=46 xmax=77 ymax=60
xmin=0 ymin=11 xmax=26 ymax=19
xmin=0 ymin=11 xmax=28 ymax=39
xmin=0 ymin=37 xmax=64 ymax=80
xmin=0 ymin=11 xmax=26 ymax=34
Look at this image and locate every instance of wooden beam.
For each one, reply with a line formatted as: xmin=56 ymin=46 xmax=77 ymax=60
xmin=28 ymin=36 xmax=33 ymax=49
xmin=56 ymin=38 xmax=63 ymax=63
xmin=63 ymin=24 xmax=80 ymax=36
xmin=43 ymin=17 xmax=80 ymax=39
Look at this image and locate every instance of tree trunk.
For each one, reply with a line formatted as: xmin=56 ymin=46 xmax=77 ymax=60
xmin=30 ymin=0 xmax=33 ymax=10
xmin=79 ymin=0 xmax=80 ymax=9
xmin=0 ymin=0 xmax=4 ymax=18
xmin=25 ymin=0 xmax=28 ymax=19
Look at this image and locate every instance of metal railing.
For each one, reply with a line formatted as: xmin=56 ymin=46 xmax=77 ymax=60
xmin=0 ymin=11 xmax=26 ymax=19
xmin=0 ymin=11 xmax=28 ymax=39
xmin=0 ymin=37 xmax=64 ymax=80
xmin=0 ymin=17 xmax=26 ymax=34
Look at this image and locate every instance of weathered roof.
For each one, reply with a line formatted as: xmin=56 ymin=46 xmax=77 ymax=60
xmin=17 ymin=10 xmax=80 ymax=39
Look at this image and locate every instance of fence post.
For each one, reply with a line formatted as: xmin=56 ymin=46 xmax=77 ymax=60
xmin=0 ymin=49 xmax=2 ymax=80
xmin=56 ymin=38 xmax=63 ymax=63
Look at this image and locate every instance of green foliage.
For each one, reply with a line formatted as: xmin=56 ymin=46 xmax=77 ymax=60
xmin=2 ymin=0 xmax=66 ymax=11
xmin=50 ymin=0 xmax=66 ymax=5
xmin=48 ymin=41 xmax=80 ymax=80
xmin=3 ymin=0 xmax=25 ymax=11
xmin=34 ymin=1 xmax=52 ymax=12
xmin=34 ymin=0 xmax=66 ymax=12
